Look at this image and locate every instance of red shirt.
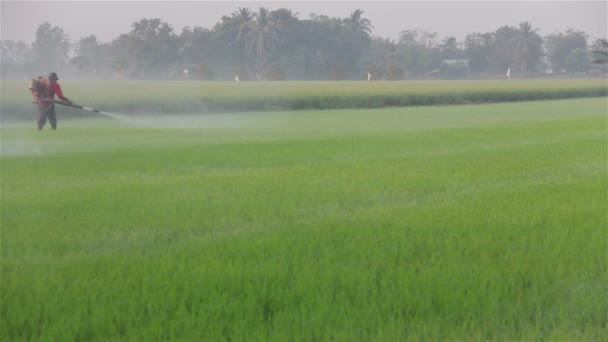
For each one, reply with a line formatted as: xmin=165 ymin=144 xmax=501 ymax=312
xmin=48 ymin=83 xmax=68 ymax=101
xmin=39 ymin=82 xmax=68 ymax=108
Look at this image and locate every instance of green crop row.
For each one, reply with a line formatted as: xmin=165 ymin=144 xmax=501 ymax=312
xmin=2 ymin=79 xmax=606 ymax=119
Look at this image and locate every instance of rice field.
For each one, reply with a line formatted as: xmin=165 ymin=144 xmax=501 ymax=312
xmin=1 ymin=96 xmax=606 ymax=339
xmin=2 ymin=79 xmax=606 ymax=118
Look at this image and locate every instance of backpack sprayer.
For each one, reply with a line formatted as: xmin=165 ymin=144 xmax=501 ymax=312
xmin=52 ymin=100 xmax=130 ymax=122
xmin=52 ymin=100 xmax=106 ymax=115
xmin=29 ymin=76 xmax=111 ymax=116
xmin=32 ymin=99 xmax=122 ymax=119
xmin=29 ymin=77 xmax=127 ymax=121
xmin=34 ymin=99 xmax=113 ymax=116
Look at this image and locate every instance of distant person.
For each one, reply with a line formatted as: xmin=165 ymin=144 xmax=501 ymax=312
xmin=506 ymin=67 xmax=511 ymax=80
xmin=28 ymin=72 xmax=72 ymax=130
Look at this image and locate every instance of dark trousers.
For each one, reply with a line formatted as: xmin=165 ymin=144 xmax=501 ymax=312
xmin=38 ymin=105 xmax=57 ymax=130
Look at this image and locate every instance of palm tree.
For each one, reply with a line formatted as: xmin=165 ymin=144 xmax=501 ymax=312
xmin=345 ymin=9 xmax=373 ymax=35
xmin=233 ymin=7 xmax=253 ymax=21
xmin=239 ymin=7 xmax=279 ymax=76
xmin=344 ymin=9 xmax=374 ymax=42
xmin=516 ymin=21 xmax=540 ymax=78
xmin=233 ymin=7 xmax=253 ymax=71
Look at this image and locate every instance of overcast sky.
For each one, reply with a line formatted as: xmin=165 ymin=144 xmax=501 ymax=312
xmin=1 ymin=1 xmax=606 ymax=44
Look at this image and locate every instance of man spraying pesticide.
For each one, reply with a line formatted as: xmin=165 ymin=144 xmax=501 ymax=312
xmin=29 ymin=72 xmax=109 ymax=130
xmin=29 ymin=72 xmax=72 ymax=130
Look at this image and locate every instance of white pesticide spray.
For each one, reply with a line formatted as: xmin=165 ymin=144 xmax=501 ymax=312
xmin=56 ymin=100 xmax=248 ymax=130
xmin=54 ymin=100 xmax=138 ymax=125
xmin=89 ymin=109 xmax=133 ymax=122
xmin=57 ymin=101 xmax=117 ymax=118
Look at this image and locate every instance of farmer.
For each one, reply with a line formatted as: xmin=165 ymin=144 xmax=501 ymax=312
xmin=29 ymin=72 xmax=72 ymax=130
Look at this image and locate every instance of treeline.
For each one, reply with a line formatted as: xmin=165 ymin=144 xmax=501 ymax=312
xmin=1 ymin=8 xmax=607 ymax=80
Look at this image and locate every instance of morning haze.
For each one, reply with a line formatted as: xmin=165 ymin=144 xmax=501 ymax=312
xmin=1 ymin=0 xmax=606 ymax=80
xmin=2 ymin=2 xmax=608 ymax=341
xmin=2 ymin=1 xmax=606 ymax=43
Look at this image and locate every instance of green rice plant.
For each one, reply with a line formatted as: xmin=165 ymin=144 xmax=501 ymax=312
xmin=2 ymin=79 xmax=606 ymax=119
xmin=1 ymin=98 xmax=606 ymax=339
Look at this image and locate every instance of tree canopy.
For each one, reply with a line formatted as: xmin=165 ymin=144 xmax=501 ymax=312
xmin=1 ymin=9 xmax=604 ymax=80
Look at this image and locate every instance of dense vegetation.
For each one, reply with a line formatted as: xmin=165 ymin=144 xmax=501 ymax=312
xmin=2 ymin=8 xmax=606 ymax=80
xmin=2 ymin=98 xmax=606 ymax=339
xmin=2 ymin=79 xmax=606 ymax=120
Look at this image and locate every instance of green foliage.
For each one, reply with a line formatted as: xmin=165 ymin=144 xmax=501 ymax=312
xmin=127 ymin=19 xmax=180 ymax=77
xmin=591 ymin=38 xmax=608 ymax=65
xmin=75 ymin=35 xmax=100 ymax=73
xmin=565 ymin=48 xmax=590 ymax=73
xmin=0 ymin=40 xmax=33 ymax=77
xmin=31 ymin=22 xmax=70 ymax=72
xmin=1 ymin=98 xmax=606 ymax=339
xmin=397 ymin=29 xmax=442 ymax=77
xmin=545 ymin=29 xmax=588 ymax=71
xmin=464 ymin=32 xmax=493 ymax=72
xmin=2 ymin=13 xmax=602 ymax=79
xmin=515 ymin=21 xmax=544 ymax=77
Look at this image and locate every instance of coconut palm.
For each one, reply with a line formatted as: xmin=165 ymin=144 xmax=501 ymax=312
xmin=232 ymin=7 xmax=253 ymax=70
xmin=233 ymin=7 xmax=253 ymax=43
xmin=239 ymin=7 xmax=279 ymax=74
xmin=516 ymin=21 xmax=542 ymax=78
xmin=344 ymin=9 xmax=373 ymax=40
xmin=233 ymin=7 xmax=253 ymax=22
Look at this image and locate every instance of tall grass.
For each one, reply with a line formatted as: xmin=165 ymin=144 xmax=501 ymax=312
xmin=1 ymin=98 xmax=606 ymax=339
xmin=2 ymin=79 xmax=606 ymax=119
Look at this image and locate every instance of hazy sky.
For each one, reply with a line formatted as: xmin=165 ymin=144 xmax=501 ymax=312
xmin=1 ymin=1 xmax=606 ymax=44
